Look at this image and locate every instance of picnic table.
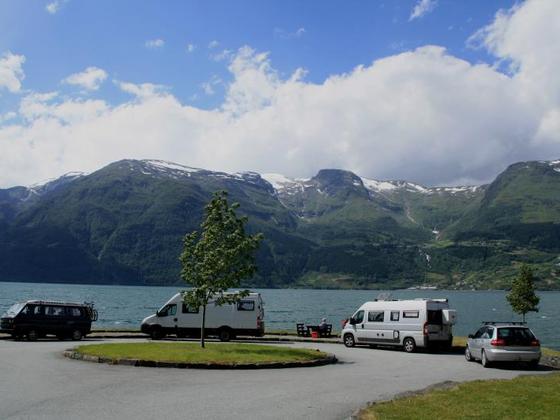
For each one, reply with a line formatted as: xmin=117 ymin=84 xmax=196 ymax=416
xmin=296 ymin=323 xmax=333 ymax=337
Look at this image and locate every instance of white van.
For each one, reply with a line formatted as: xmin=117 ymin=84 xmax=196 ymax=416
xmin=140 ymin=292 xmax=265 ymax=341
xmin=341 ymin=298 xmax=457 ymax=352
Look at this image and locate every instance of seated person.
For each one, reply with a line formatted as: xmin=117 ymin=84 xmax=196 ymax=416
xmin=318 ymin=318 xmax=328 ymax=334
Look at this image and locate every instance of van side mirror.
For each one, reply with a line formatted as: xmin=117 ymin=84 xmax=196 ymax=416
xmin=156 ymin=310 xmax=161 ymax=317
xmin=468 ymin=334 xmax=474 ymax=339
xmin=348 ymin=318 xmax=356 ymax=325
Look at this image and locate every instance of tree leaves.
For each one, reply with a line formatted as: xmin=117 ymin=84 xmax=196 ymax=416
xmin=507 ymin=264 xmax=540 ymax=321
xmin=179 ymin=190 xmax=263 ymax=346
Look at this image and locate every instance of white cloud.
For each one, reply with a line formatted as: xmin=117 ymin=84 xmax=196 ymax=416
xmin=186 ymin=43 xmax=196 ymax=53
xmin=145 ymin=39 xmax=165 ymax=49
xmin=46 ymin=1 xmax=60 ymax=14
xmin=45 ymin=0 xmax=68 ymax=14
xmin=200 ymin=75 xmax=222 ymax=96
xmin=409 ymin=0 xmax=437 ymax=21
xmin=116 ymin=81 xmax=168 ymax=99
xmin=208 ymin=40 xmax=219 ymax=49
xmin=0 ymin=52 xmax=25 ymax=93
xmin=0 ymin=111 xmax=17 ymax=123
xmin=210 ymin=49 xmax=233 ymax=62
xmin=1 ymin=0 xmax=559 ymax=188
xmin=274 ymin=27 xmax=306 ymax=39
xmin=63 ymin=67 xmax=107 ymax=91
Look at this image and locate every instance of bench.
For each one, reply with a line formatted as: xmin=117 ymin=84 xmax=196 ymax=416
xmin=296 ymin=323 xmax=309 ymax=337
xmin=319 ymin=324 xmax=332 ymax=338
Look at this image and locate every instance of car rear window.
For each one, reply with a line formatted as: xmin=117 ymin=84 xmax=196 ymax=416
xmin=497 ymin=327 xmax=535 ymax=345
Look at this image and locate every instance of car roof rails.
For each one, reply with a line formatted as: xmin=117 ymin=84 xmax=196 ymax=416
xmin=482 ymin=321 xmax=527 ymax=326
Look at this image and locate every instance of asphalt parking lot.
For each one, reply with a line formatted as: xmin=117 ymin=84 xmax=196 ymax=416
xmin=0 ymin=338 xmax=551 ymax=420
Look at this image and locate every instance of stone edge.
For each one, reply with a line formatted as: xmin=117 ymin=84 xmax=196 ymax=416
xmin=63 ymin=349 xmax=337 ymax=370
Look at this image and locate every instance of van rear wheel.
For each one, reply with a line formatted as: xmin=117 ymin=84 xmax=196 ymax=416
xmin=343 ymin=334 xmax=355 ymax=348
xmin=218 ymin=328 xmax=232 ymax=342
xmin=403 ymin=337 xmax=416 ymax=353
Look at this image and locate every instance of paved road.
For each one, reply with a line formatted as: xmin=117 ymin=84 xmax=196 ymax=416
xmin=0 ymin=338 xmax=551 ymax=420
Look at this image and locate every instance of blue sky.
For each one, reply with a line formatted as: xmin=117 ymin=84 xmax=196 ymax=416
xmin=1 ymin=0 xmax=513 ymax=109
xmin=0 ymin=0 xmax=558 ymax=187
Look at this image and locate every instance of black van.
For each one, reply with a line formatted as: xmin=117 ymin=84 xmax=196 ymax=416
xmin=0 ymin=300 xmax=98 ymax=341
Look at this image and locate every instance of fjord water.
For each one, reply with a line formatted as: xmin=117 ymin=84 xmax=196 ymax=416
xmin=1 ymin=282 xmax=558 ymax=349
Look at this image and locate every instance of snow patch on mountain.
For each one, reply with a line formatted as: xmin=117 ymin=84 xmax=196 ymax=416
xmin=361 ymin=178 xmax=398 ymax=192
xmin=142 ymin=159 xmax=201 ymax=176
xmin=431 ymin=185 xmax=480 ymax=194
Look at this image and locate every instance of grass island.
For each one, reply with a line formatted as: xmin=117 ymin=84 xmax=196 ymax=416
xmin=70 ymin=342 xmax=334 ymax=368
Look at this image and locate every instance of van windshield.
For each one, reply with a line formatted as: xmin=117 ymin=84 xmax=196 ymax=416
xmin=3 ymin=303 xmax=25 ymax=317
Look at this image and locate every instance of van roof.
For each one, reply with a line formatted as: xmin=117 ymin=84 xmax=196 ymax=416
xmin=23 ymin=300 xmax=93 ymax=307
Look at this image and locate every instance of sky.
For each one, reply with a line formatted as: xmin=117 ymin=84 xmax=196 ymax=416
xmin=0 ymin=0 xmax=559 ymax=187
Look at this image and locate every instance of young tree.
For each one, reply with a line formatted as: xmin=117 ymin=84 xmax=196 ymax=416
xmin=506 ymin=264 xmax=540 ymax=322
xmin=180 ymin=191 xmax=263 ymax=348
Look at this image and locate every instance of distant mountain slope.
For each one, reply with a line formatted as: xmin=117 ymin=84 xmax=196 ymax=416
xmin=0 ymin=158 xmax=559 ymax=289
xmin=446 ymin=160 xmax=560 ymax=248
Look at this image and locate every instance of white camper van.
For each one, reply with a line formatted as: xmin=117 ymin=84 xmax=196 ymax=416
xmin=341 ymin=298 xmax=457 ymax=352
xmin=141 ymin=292 xmax=265 ymax=341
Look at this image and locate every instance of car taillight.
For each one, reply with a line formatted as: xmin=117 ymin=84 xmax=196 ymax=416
xmin=423 ymin=322 xmax=428 ymax=336
xmin=490 ymin=339 xmax=506 ymax=346
xmin=531 ymin=339 xmax=540 ymax=347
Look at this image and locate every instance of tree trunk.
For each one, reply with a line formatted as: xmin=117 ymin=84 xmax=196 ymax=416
xmin=200 ymin=304 xmax=206 ymax=348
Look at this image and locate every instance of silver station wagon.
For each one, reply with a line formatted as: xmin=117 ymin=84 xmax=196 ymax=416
xmin=465 ymin=322 xmax=541 ymax=368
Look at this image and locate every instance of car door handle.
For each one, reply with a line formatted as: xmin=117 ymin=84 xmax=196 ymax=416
xmin=361 ymin=324 xmax=364 ymax=329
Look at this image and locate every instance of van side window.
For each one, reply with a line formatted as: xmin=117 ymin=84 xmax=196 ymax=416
xmin=354 ymin=310 xmax=365 ymax=324
xmin=182 ymin=303 xmax=199 ymax=314
xmin=70 ymin=307 xmax=82 ymax=317
xmin=390 ymin=311 xmax=400 ymax=321
xmin=46 ymin=306 xmax=65 ymax=317
xmin=367 ymin=311 xmax=384 ymax=322
xmin=33 ymin=306 xmax=42 ymax=315
xmin=237 ymin=300 xmax=255 ymax=311
xmin=403 ymin=310 xmax=419 ymax=318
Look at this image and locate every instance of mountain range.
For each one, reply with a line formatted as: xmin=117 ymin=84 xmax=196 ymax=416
xmin=1 ymin=158 xmax=559 ymax=289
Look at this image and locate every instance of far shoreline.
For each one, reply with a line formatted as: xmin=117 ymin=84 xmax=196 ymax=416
xmin=1 ymin=279 xmax=560 ymax=292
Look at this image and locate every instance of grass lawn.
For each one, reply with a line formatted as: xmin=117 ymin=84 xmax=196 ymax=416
xmin=359 ymin=373 xmax=560 ymax=419
xmin=75 ymin=342 xmax=327 ymax=364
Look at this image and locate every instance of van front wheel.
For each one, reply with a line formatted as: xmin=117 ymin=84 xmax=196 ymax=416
xmin=71 ymin=329 xmax=83 ymax=341
xmin=343 ymin=334 xmax=355 ymax=348
xmin=150 ymin=327 xmax=164 ymax=340
xmin=403 ymin=337 xmax=416 ymax=353
xmin=27 ymin=329 xmax=39 ymax=341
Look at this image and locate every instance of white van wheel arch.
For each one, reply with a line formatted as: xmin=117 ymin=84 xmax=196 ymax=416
xmin=343 ymin=333 xmax=355 ymax=347
xmin=403 ymin=337 xmax=416 ymax=353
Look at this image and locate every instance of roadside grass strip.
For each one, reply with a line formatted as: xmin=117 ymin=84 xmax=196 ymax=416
xmin=358 ymin=373 xmax=560 ymax=420
xmin=72 ymin=342 xmax=331 ymax=366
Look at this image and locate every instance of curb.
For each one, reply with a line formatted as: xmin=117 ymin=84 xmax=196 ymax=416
xmin=63 ymin=349 xmax=338 ymax=370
